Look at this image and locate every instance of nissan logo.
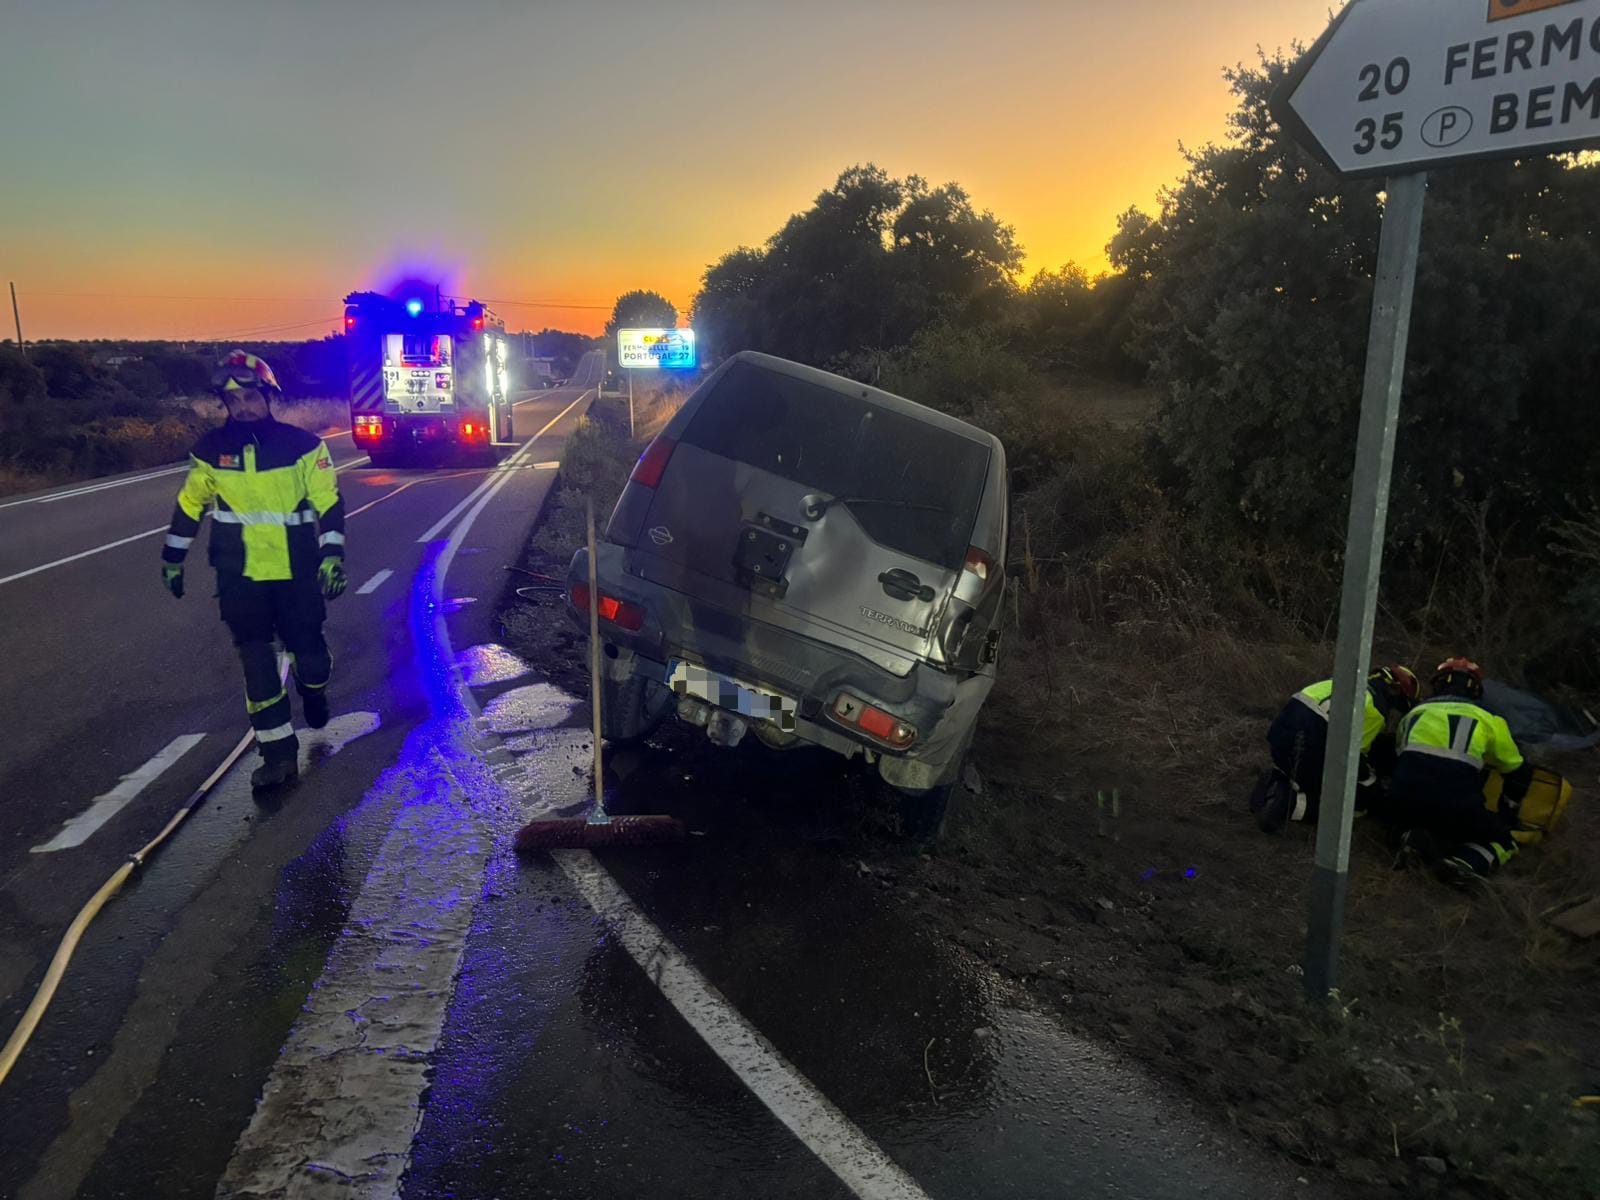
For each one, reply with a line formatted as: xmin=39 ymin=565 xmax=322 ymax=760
xmin=1421 ymin=106 xmax=1473 ymax=148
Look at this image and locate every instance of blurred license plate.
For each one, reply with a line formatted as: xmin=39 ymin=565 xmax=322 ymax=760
xmin=667 ymin=660 xmax=797 ymax=731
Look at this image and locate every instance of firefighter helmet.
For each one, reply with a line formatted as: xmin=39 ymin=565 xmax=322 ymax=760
xmin=1431 ymin=657 xmax=1484 ymax=700
xmin=211 ymin=349 xmax=282 ymax=397
xmin=1371 ymin=664 xmax=1420 ymax=710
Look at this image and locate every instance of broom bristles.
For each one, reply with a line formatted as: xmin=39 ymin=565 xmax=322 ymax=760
xmin=513 ymin=815 xmax=685 ymax=852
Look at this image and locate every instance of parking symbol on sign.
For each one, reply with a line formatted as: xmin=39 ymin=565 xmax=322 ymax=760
xmin=1421 ymin=106 xmax=1473 ymax=148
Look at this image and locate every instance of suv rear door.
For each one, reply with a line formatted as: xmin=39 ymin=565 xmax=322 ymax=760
xmin=633 ymin=360 xmax=991 ymax=671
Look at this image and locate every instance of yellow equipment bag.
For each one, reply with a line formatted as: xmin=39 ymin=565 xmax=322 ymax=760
xmin=1484 ymin=767 xmax=1574 ymax=844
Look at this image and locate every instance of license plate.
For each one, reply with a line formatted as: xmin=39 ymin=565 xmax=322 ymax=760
xmin=667 ymin=660 xmax=798 ymax=731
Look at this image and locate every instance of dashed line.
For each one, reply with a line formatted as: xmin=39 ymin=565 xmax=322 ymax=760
xmin=356 ymin=568 xmax=394 ymax=594
xmin=31 ymin=735 xmax=207 ymax=853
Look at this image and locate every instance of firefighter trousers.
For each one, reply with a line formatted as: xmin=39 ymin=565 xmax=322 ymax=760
xmin=217 ymin=572 xmax=330 ymax=765
xmin=1391 ymin=765 xmax=1518 ymax=877
xmin=1265 ymin=703 xmax=1380 ymax=823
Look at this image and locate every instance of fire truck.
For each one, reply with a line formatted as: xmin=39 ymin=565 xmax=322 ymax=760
xmin=342 ymin=291 xmax=513 ymax=466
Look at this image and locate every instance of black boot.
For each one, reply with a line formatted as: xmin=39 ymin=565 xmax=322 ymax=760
xmin=301 ymin=686 xmax=330 ymax=730
xmin=1257 ymin=774 xmax=1294 ymax=833
xmin=251 ymin=753 xmax=299 ymax=791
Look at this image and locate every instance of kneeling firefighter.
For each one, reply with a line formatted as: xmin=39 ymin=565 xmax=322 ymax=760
xmin=1254 ymin=664 xmax=1419 ymax=832
xmin=1392 ymin=658 xmax=1532 ymax=885
xmin=160 ymin=350 xmax=348 ymax=789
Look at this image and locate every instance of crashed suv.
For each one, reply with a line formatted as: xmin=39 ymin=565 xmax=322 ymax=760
xmin=567 ymin=352 xmax=1008 ymax=837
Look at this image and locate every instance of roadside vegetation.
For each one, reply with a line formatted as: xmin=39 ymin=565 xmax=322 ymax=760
xmin=507 ymin=53 xmax=1600 ymax=1199
xmin=0 ymin=327 xmax=592 ymax=498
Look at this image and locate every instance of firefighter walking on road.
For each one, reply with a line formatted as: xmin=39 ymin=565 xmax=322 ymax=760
xmin=1392 ymin=658 xmax=1532 ymax=887
xmin=160 ymin=350 xmax=348 ymax=790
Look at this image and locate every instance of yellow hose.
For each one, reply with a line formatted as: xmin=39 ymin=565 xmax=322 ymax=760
xmin=0 ymin=726 xmax=257 ymax=1088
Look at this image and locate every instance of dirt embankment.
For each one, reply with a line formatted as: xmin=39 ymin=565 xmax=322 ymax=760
xmin=495 ymin=387 xmax=1600 ymax=1200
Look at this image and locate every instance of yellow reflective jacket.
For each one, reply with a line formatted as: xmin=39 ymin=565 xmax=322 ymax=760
xmin=1397 ymin=698 xmax=1524 ymax=775
xmin=162 ymin=419 xmax=345 ymax=581
xmin=1292 ymin=678 xmax=1388 ymax=752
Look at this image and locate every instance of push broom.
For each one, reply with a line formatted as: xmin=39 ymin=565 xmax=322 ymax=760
xmin=514 ymin=498 xmax=685 ymax=851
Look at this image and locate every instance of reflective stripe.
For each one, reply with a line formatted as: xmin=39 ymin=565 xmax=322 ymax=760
xmin=1400 ymin=742 xmax=1482 ymax=768
xmin=1451 ymin=716 xmax=1477 ymax=755
xmin=246 ymin=688 xmax=288 ymax=715
xmin=1290 ymin=790 xmax=1308 ymax=822
xmin=1461 ymin=842 xmax=1496 ymax=870
xmin=211 ymin=509 xmax=311 ymax=526
xmin=256 ymin=722 xmax=296 ymax=743
xmin=319 ymin=530 xmax=345 ymax=547
xmin=1292 ymin=691 xmax=1330 ymax=720
xmin=165 ymin=534 xmax=194 ymax=550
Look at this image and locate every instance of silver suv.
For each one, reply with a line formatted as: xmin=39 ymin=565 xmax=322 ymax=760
xmin=567 ymin=352 xmax=1009 ymax=837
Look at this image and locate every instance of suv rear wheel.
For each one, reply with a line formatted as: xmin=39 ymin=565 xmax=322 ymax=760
xmin=895 ymin=783 xmax=953 ymax=846
xmin=600 ymin=669 xmax=674 ymax=745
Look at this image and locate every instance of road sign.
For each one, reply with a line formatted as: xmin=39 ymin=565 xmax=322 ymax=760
xmin=1273 ymin=0 xmax=1600 ymax=179
xmin=617 ymin=327 xmax=697 ymax=370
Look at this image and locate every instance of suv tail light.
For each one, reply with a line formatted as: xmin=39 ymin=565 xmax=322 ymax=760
xmin=570 ymin=583 xmax=645 ymax=632
xmin=631 ymin=436 xmax=676 ymax=488
xmin=830 ymin=692 xmax=917 ymax=749
xmin=964 ymin=545 xmax=994 ymax=582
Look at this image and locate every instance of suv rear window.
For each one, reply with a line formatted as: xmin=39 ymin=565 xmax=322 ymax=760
xmin=680 ymin=361 xmax=989 ymax=569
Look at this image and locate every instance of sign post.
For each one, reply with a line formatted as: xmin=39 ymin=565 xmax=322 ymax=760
xmin=1271 ymin=0 xmax=1600 ymax=998
xmin=1304 ymin=170 xmax=1425 ymax=998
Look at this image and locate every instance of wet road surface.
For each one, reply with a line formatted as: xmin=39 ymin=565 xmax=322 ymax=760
xmin=0 ymin=349 xmax=1342 ymax=1198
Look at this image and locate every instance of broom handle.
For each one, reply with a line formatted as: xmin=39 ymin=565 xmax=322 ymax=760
xmin=587 ymin=497 xmax=607 ymax=822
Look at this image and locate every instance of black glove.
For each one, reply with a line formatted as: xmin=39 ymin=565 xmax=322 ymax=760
xmin=162 ymin=564 xmax=184 ymax=599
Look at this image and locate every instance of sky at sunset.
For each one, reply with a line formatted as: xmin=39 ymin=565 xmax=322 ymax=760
xmin=2 ymin=0 xmax=1343 ymax=341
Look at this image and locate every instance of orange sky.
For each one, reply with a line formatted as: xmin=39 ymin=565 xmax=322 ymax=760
xmin=2 ymin=1 xmax=1342 ymax=341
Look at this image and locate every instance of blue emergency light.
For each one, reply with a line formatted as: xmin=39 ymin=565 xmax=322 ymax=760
xmin=406 ymin=298 xmax=424 ymax=317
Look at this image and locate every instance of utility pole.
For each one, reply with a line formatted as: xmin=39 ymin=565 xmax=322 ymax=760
xmin=9 ymin=282 xmax=24 ymax=360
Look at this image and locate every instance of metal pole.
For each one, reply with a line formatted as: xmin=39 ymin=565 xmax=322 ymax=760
xmin=628 ymin=371 xmax=634 ymax=439
xmin=1305 ymin=171 xmax=1427 ymax=999
xmin=9 ymin=282 xmax=24 ymax=360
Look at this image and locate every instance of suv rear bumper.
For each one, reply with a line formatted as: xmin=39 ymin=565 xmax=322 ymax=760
xmin=569 ymin=544 xmax=988 ymax=787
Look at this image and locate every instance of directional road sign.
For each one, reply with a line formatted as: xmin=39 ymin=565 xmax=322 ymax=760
xmin=1274 ymin=0 xmax=1600 ymax=178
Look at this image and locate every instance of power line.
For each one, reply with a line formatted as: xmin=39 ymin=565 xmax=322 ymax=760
xmin=189 ymin=316 xmax=342 ymax=341
xmin=19 ymin=290 xmax=330 ymax=304
xmin=472 ymin=297 xmax=615 ymax=311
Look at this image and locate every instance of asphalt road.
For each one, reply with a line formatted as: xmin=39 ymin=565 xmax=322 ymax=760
xmin=0 ymin=347 xmax=1341 ymax=1200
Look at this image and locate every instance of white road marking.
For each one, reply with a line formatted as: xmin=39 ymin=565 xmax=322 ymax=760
xmin=356 ymin=568 xmax=394 ymax=595
xmin=415 ymin=390 xmax=590 ymax=543
xmin=217 ymin=398 xmax=552 ymax=1196
xmin=0 ymin=430 xmax=355 ymax=511
xmin=214 ymin=748 xmax=485 ymax=1200
xmin=0 ymin=526 xmax=170 ymax=587
xmin=531 ymin=461 xmax=560 ymax=470
xmin=29 ymin=735 xmax=208 ymax=853
xmin=21 ymin=715 xmax=381 ymax=1200
xmin=0 ymin=453 xmax=372 ymax=589
xmin=556 ymin=853 xmax=931 ymax=1200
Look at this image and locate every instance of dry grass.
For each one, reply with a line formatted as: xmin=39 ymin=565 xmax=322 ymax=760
xmin=960 ymin=395 xmax=1600 ymax=1196
xmin=180 ymin=395 xmax=349 ymax=437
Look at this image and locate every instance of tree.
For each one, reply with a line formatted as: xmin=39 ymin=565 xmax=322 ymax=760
xmin=690 ymin=164 xmax=1024 ymax=367
xmin=1121 ymin=54 xmax=1600 ymax=574
xmin=605 ymin=290 xmax=678 ymax=337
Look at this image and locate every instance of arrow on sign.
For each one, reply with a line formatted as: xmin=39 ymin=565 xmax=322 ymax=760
xmin=1272 ymin=0 xmax=1600 ymax=179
